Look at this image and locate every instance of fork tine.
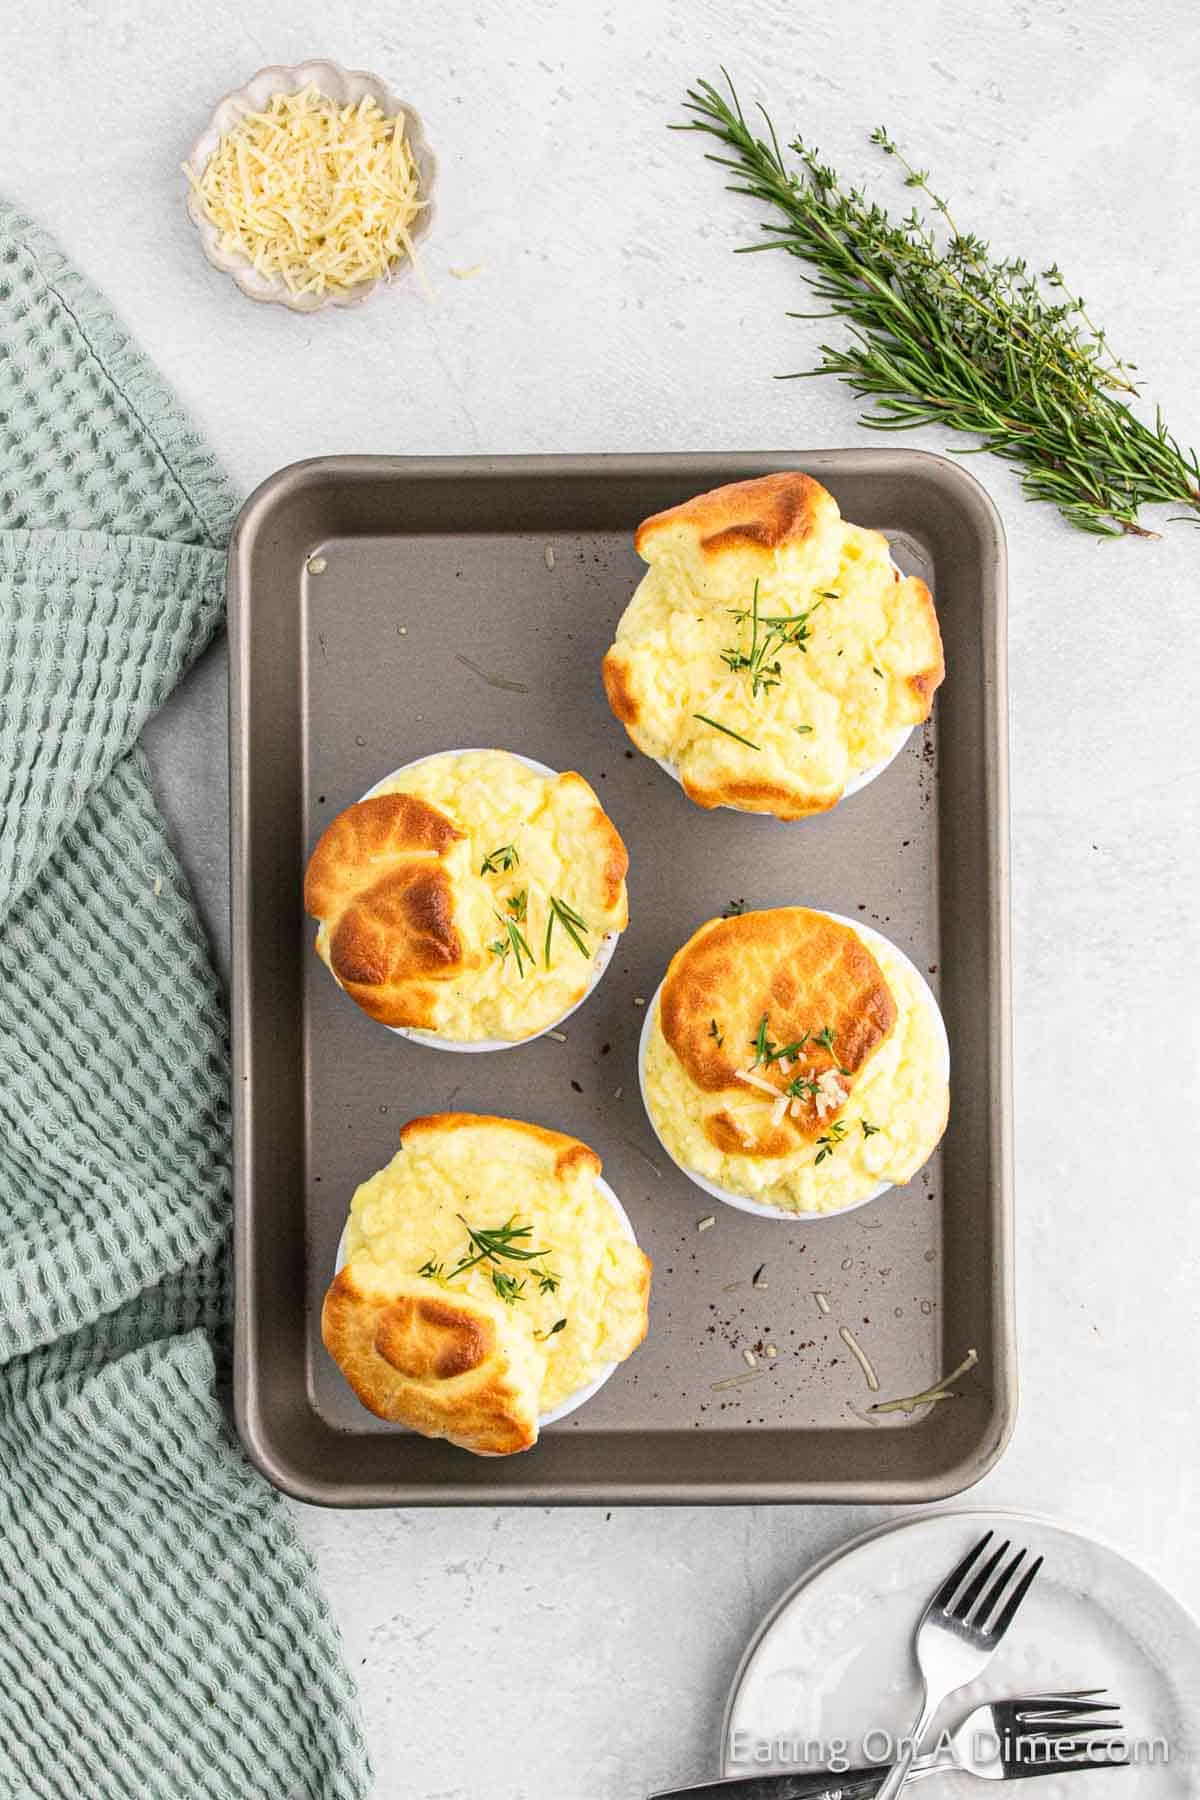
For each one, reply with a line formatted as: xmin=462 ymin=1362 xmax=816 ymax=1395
xmin=953 ymin=1537 xmax=1010 ymax=1618
xmin=932 ymin=1529 xmax=994 ymax=1612
xmin=984 ymin=1550 xmax=1043 ymax=1639
xmin=1014 ymin=1720 xmax=1129 ymax=1735
xmin=1016 ymin=1699 xmax=1120 ymax=1724
xmin=1006 ymin=1715 xmax=1127 ymax=1777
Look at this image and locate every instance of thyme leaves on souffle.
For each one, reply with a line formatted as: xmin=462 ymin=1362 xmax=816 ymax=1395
xmin=749 ymin=1012 xmax=827 ymax=1069
xmin=420 ymin=1214 xmax=562 ymax=1303
xmin=720 ymin=578 xmax=820 ymax=700
xmin=490 ymin=1271 xmax=526 ymax=1305
xmin=814 ymin=1119 xmax=849 ymax=1163
xmin=814 ymin=1024 xmax=851 ymax=1075
xmin=678 ymin=73 xmax=1200 ymax=538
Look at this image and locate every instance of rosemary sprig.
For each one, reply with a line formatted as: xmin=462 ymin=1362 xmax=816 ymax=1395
xmin=544 ymin=895 xmax=591 ymax=966
xmin=480 ymin=843 xmax=520 ymax=875
xmin=693 ymin=712 xmax=761 ymax=751
xmin=678 ymin=74 xmax=1200 ymax=538
xmin=489 ymin=901 xmax=534 ymax=978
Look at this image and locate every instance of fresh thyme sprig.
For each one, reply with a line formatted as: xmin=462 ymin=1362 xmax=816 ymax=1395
xmin=544 ymin=895 xmax=591 ymax=966
xmin=815 ymin=1120 xmax=849 ymax=1163
xmin=814 ymin=1025 xmax=851 ymax=1075
xmin=480 ymin=843 xmax=520 ymax=875
xmin=721 ymin=579 xmax=818 ymax=698
xmin=678 ymin=74 xmax=1200 ymax=538
xmin=456 ymin=1215 xmax=551 ymax=1271
xmin=420 ymin=1215 xmax=562 ymax=1297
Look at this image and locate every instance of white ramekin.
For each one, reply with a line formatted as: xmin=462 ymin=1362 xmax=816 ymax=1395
xmin=333 ymin=1172 xmax=637 ymax=1427
xmin=654 ymin=724 xmax=913 ymax=809
xmin=353 ymin=749 xmax=622 ymax=1053
xmin=184 ymin=59 xmax=437 ymax=313
xmin=637 ymin=910 xmax=950 ymax=1222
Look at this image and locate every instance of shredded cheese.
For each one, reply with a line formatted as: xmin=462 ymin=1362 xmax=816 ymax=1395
xmin=839 ymin=1326 xmax=881 ymax=1392
xmin=186 ymin=83 xmax=426 ymax=297
xmin=734 ymin=1066 xmax=781 ymax=1098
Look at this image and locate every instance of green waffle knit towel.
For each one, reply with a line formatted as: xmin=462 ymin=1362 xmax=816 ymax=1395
xmin=0 ymin=206 xmax=371 ymax=1799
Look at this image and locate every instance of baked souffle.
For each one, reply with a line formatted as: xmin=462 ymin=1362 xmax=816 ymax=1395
xmin=640 ymin=907 xmax=949 ymax=1216
xmin=322 ymin=1113 xmax=652 ymax=1454
xmin=602 ymin=472 xmax=944 ymax=818
xmin=304 ymin=749 xmax=628 ymax=1041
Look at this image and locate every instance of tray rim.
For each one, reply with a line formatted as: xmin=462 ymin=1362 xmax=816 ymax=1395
xmin=229 ymin=447 xmax=1015 ymax=1507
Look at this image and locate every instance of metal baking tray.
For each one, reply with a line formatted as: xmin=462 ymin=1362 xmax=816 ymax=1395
xmin=229 ymin=450 xmax=1013 ymax=1506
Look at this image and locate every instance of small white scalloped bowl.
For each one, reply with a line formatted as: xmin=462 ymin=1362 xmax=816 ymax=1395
xmin=184 ymin=59 xmax=437 ymax=313
xmin=637 ymin=910 xmax=950 ymax=1222
xmin=353 ymin=750 xmax=622 ymax=1053
xmin=333 ymin=1172 xmax=637 ymax=1427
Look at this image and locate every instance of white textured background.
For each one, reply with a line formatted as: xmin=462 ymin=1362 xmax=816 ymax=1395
xmin=4 ymin=2 xmax=1199 ymax=1796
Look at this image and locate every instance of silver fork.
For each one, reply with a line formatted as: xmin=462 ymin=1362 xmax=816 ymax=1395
xmin=871 ymin=1529 xmax=1044 ymax=1800
xmin=647 ymin=1692 xmax=1124 ymax=1799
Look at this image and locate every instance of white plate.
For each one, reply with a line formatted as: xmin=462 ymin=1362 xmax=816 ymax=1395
xmin=355 ymin=748 xmax=621 ymax=1052
xmin=723 ymin=1509 xmax=1200 ymax=1796
xmin=333 ymin=1173 xmax=635 ymax=1428
xmin=637 ymin=910 xmax=949 ymax=1222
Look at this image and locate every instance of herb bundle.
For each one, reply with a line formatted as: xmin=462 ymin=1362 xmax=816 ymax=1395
xmin=679 ymin=74 xmax=1200 ymax=538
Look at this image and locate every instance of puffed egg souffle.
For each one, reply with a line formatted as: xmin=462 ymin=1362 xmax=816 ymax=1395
xmin=303 ymin=748 xmax=629 ymax=1046
xmin=321 ymin=1113 xmax=652 ymax=1454
xmin=639 ymin=907 xmax=949 ymax=1218
xmin=602 ymin=472 xmax=944 ymax=819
